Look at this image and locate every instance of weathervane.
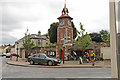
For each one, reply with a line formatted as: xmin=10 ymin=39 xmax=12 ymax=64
xmin=62 ymin=0 xmax=69 ymax=15
xmin=64 ymin=0 xmax=66 ymax=8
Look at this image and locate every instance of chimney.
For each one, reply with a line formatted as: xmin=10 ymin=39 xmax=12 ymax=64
xmin=38 ymin=30 xmax=41 ymax=36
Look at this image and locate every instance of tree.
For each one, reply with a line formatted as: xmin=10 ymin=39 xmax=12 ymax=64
xmin=48 ymin=22 xmax=77 ymax=43
xmin=106 ymin=33 xmax=110 ymax=42
xmin=23 ymin=29 xmax=35 ymax=58
xmin=100 ymin=30 xmax=110 ymax=42
xmin=74 ymin=22 xmax=92 ymax=50
xmin=89 ymin=33 xmax=103 ymax=42
xmin=72 ymin=22 xmax=77 ymax=39
xmin=48 ymin=22 xmax=58 ymax=43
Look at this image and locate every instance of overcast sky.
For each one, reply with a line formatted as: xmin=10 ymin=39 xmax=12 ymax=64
xmin=0 ymin=0 xmax=110 ymax=45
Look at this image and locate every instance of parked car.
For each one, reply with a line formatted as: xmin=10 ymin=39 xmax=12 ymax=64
xmin=11 ymin=53 xmax=17 ymax=56
xmin=28 ymin=53 xmax=61 ymax=66
xmin=6 ymin=53 xmax=11 ymax=58
xmin=2 ymin=53 xmax=6 ymax=57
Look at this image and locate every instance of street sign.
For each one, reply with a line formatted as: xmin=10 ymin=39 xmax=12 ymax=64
xmin=61 ymin=38 xmax=64 ymax=40
xmin=64 ymin=36 xmax=70 ymax=38
xmin=63 ymin=43 xmax=72 ymax=46
xmin=64 ymin=40 xmax=71 ymax=43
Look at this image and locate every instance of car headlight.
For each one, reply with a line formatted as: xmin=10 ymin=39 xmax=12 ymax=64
xmin=54 ymin=59 xmax=58 ymax=62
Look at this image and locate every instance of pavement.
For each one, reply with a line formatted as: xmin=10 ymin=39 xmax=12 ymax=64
xmin=6 ymin=57 xmax=111 ymax=68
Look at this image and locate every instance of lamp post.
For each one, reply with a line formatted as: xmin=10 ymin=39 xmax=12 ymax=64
xmin=16 ymin=42 xmax=19 ymax=61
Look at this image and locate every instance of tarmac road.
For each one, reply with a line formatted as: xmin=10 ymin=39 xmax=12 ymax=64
xmin=2 ymin=57 xmax=112 ymax=78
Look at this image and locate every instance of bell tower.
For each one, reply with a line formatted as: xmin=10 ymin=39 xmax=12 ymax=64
xmin=56 ymin=0 xmax=73 ymax=60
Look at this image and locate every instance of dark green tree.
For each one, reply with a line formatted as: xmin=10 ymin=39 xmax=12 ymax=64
xmin=72 ymin=22 xmax=77 ymax=39
xmin=89 ymin=33 xmax=103 ymax=42
xmin=48 ymin=22 xmax=59 ymax=43
xmin=100 ymin=30 xmax=110 ymax=42
xmin=48 ymin=22 xmax=77 ymax=43
xmin=23 ymin=29 xmax=35 ymax=58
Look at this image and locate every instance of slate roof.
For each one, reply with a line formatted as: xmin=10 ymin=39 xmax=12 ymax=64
xmin=16 ymin=33 xmax=49 ymax=42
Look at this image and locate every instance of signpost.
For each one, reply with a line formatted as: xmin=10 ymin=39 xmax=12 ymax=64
xmin=64 ymin=40 xmax=71 ymax=43
xmin=64 ymin=36 xmax=70 ymax=38
xmin=63 ymin=43 xmax=72 ymax=46
xmin=61 ymin=35 xmax=72 ymax=64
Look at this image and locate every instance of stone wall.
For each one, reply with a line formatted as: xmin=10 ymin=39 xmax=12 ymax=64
xmin=20 ymin=47 xmax=56 ymax=58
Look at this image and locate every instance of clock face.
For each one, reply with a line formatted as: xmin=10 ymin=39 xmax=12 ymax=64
xmin=60 ymin=21 xmax=64 ymax=25
xmin=68 ymin=20 xmax=71 ymax=25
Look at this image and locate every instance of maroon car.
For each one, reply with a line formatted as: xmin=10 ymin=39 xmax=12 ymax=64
xmin=11 ymin=53 xmax=16 ymax=56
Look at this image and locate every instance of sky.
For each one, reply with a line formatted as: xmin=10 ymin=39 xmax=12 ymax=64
xmin=0 ymin=0 xmax=110 ymax=45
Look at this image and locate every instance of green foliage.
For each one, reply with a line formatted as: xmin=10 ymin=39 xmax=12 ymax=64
xmin=74 ymin=22 xmax=92 ymax=50
xmin=100 ymin=30 xmax=110 ymax=42
xmin=49 ymin=43 xmax=56 ymax=47
xmin=89 ymin=33 xmax=102 ymax=42
xmin=71 ymin=22 xmax=77 ymax=39
xmin=20 ymin=46 xmax=24 ymax=49
xmin=48 ymin=22 xmax=58 ymax=43
xmin=23 ymin=29 xmax=35 ymax=57
xmin=48 ymin=22 xmax=77 ymax=43
xmin=106 ymin=33 xmax=110 ymax=42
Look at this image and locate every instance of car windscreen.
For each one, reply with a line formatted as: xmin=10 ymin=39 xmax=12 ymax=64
xmin=40 ymin=54 xmax=47 ymax=59
xmin=32 ymin=54 xmax=40 ymax=57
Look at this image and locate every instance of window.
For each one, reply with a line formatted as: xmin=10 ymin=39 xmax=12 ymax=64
xmin=68 ymin=20 xmax=71 ymax=25
xmin=46 ymin=42 xmax=48 ymax=45
xmin=40 ymin=54 xmax=46 ymax=59
xmin=33 ymin=54 xmax=40 ymax=57
xmin=37 ymin=40 xmax=42 ymax=46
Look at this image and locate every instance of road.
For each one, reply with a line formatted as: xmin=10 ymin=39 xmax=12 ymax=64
xmin=2 ymin=57 xmax=111 ymax=78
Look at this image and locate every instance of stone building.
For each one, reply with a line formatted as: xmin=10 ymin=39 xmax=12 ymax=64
xmin=56 ymin=3 xmax=73 ymax=60
xmin=15 ymin=31 xmax=50 ymax=57
xmin=85 ymin=41 xmax=110 ymax=59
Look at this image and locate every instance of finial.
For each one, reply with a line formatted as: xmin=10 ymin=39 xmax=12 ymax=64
xmin=27 ymin=27 xmax=29 ymax=33
xmin=62 ymin=0 xmax=69 ymax=15
xmin=64 ymin=0 xmax=66 ymax=8
xmin=27 ymin=27 xmax=28 ymax=31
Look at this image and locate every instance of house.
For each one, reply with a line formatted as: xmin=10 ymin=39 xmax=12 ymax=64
xmin=0 ymin=45 xmax=11 ymax=54
xmin=0 ymin=46 xmax=6 ymax=54
xmin=85 ymin=41 xmax=110 ymax=59
xmin=15 ymin=31 xmax=50 ymax=57
xmin=7 ymin=45 xmax=15 ymax=54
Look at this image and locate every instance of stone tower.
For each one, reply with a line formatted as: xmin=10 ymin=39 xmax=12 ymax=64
xmin=56 ymin=2 xmax=73 ymax=60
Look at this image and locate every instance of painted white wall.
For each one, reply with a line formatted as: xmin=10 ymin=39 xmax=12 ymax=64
xmin=101 ymin=47 xmax=111 ymax=59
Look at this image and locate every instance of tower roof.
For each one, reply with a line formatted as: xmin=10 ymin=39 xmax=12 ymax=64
xmin=57 ymin=15 xmax=73 ymax=20
xmin=58 ymin=0 xmax=73 ymax=20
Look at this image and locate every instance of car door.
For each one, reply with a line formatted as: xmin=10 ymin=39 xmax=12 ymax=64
xmin=39 ymin=54 xmax=47 ymax=64
xmin=32 ymin=54 xmax=40 ymax=63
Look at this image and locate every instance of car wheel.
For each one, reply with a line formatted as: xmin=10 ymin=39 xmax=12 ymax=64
xmin=30 ymin=60 xmax=34 ymax=65
xmin=48 ymin=61 xmax=53 ymax=66
xmin=54 ymin=63 xmax=57 ymax=66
